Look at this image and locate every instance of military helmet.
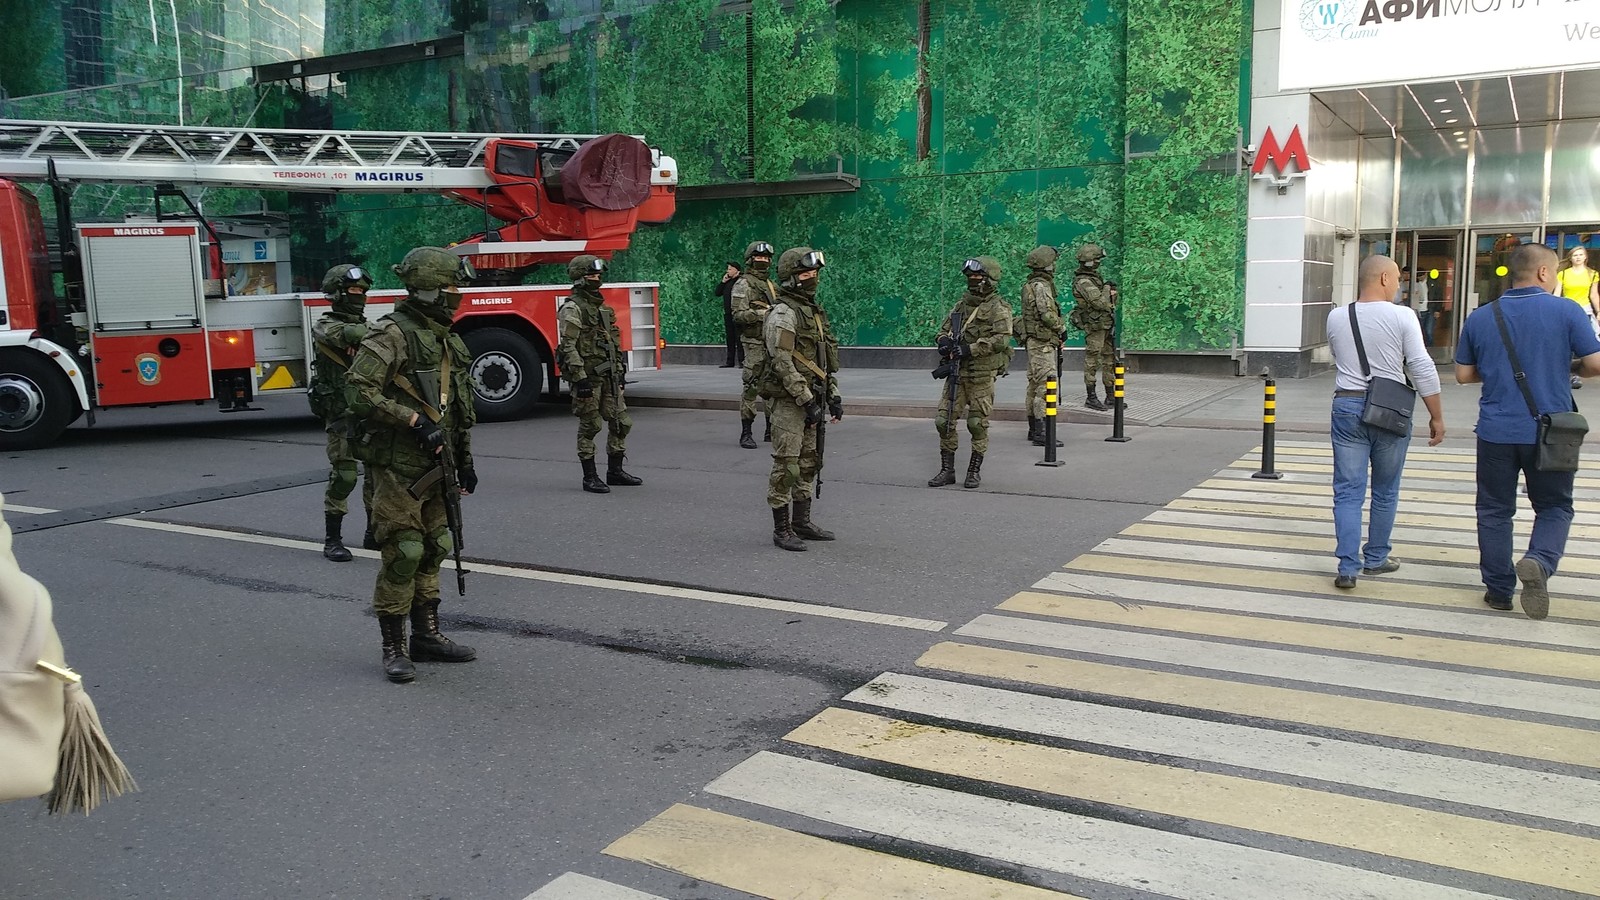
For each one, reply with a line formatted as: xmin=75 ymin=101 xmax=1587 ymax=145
xmin=777 ymin=246 xmax=826 ymax=281
xmin=567 ymin=254 xmax=607 ymax=281
xmin=745 ymin=241 xmax=775 ymax=261
xmin=393 ymin=247 xmax=470 ymax=291
xmin=321 ymin=263 xmax=373 ymax=296
xmin=961 ymin=256 xmax=1001 ymax=280
xmin=1025 ymin=245 xmax=1058 ymax=270
xmin=1076 ymin=243 xmax=1106 ymax=264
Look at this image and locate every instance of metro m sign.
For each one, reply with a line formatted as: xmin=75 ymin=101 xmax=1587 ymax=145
xmin=1251 ymin=125 xmax=1311 ymax=192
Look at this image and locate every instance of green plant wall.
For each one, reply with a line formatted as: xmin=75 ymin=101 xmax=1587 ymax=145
xmin=0 ymin=0 xmax=1251 ymax=352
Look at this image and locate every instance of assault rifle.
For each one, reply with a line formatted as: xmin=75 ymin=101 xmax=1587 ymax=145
xmin=407 ymin=429 xmax=469 ymax=597
xmin=814 ymin=378 xmax=827 ymax=499
xmin=932 ymin=308 xmax=965 ymax=439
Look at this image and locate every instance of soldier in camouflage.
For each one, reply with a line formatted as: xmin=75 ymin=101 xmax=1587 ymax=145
xmin=929 ymin=256 xmax=1014 ymax=489
xmin=558 ymin=255 xmax=642 ymax=494
xmin=346 ymin=247 xmax=479 ymax=683
xmin=1019 ymin=246 xmax=1064 ymax=447
xmin=1072 ymin=243 xmax=1119 ymax=411
xmin=310 ymin=264 xmax=377 ymax=561
xmin=762 ymin=247 xmax=841 ymax=551
xmin=731 ymin=240 xmax=777 ymax=449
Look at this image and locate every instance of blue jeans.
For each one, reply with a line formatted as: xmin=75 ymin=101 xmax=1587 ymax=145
xmin=1331 ymin=397 xmax=1412 ymax=577
xmin=1417 ymin=310 xmax=1436 ymax=347
xmin=1475 ymin=438 xmax=1575 ymax=598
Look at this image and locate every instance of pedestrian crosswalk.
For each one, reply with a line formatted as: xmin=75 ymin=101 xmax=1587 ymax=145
xmin=529 ymin=439 xmax=1600 ymax=899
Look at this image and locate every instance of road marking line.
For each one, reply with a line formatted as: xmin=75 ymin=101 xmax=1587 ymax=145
xmin=707 ymin=752 xmax=1498 ymax=900
xmin=2 ymin=503 xmax=57 ymax=515
xmin=1273 ymin=438 xmax=1600 ymax=465
xmin=785 ymin=708 xmax=1600 ymax=894
xmin=1227 ymin=458 xmax=1600 ymax=488
xmin=956 ymin=614 xmax=1600 ymax=720
xmin=1032 ymin=573 xmax=1600 ymax=651
xmin=1000 ymin=592 xmax=1600 ymax=680
xmin=1064 ymin=554 xmax=1600 ymax=625
xmin=1202 ymin=476 xmax=1600 ymax=509
xmin=109 ymin=518 xmax=948 ymax=632
xmin=848 ymin=671 xmax=1600 ymax=826
xmin=1166 ymin=497 xmax=1600 ymax=540
xmin=1091 ymin=536 xmax=1600 ymax=594
xmin=1182 ymin=487 xmax=1600 ymax=525
xmin=1143 ymin=508 xmax=1600 ymax=552
xmin=522 ymin=873 xmax=665 ymax=900
xmin=917 ymin=642 xmax=1599 ymax=768
xmin=602 ymin=803 xmax=1070 ymax=900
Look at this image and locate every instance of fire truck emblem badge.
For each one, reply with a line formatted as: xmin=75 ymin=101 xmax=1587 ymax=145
xmin=135 ymin=353 xmax=162 ymax=386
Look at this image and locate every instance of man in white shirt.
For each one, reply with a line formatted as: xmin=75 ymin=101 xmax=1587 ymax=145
xmin=1326 ymin=256 xmax=1446 ymax=589
xmin=1409 ymin=269 xmax=1434 ymax=347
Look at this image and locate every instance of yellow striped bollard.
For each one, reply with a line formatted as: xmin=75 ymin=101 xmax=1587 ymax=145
xmin=1035 ymin=376 xmax=1064 ymax=467
xmin=1105 ymin=356 xmax=1130 ymax=443
xmin=1252 ymin=371 xmax=1284 ymax=480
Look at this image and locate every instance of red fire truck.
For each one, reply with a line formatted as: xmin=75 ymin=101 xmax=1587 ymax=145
xmin=0 ymin=119 xmax=678 ymax=450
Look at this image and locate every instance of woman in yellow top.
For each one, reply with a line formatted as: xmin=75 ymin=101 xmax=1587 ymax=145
xmin=1555 ymin=246 xmax=1599 ymax=318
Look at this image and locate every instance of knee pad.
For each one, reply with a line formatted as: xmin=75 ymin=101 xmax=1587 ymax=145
xmin=780 ymin=459 xmax=802 ymax=490
xmin=421 ymin=525 xmax=452 ymax=572
xmin=384 ymin=529 xmax=425 ymax=583
xmin=966 ymin=415 xmax=985 ymax=436
xmin=328 ymin=461 xmax=359 ymax=496
xmin=613 ymin=412 xmax=633 ymax=438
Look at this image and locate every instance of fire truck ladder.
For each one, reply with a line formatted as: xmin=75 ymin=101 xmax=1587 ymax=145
xmin=0 ymin=119 xmax=644 ymax=192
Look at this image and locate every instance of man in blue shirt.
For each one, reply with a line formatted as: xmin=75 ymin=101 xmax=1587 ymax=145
xmin=1456 ymin=243 xmax=1600 ymax=618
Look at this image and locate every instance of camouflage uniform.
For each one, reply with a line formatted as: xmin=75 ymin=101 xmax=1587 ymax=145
xmin=558 ymin=255 xmax=641 ymax=493
xmin=1018 ymin=246 xmax=1063 ymax=446
xmin=732 ymin=240 xmax=777 ymax=448
xmin=310 ymin=264 xmax=376 ymax=562
xmin=346 ymin=247 xmax=479 ymax=683
xmin=1071 ymin=243 xmax=1117 ymax=410
xmin=762 ymin=247 xmax=840 ymax=551
xmin=930 ymin=256 xmax=1013 ymax=489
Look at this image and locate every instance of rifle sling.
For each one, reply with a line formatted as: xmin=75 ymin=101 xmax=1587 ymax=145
xmin=391 ymin=342 xmax=455 ymax=425
xmin=316 ymin=342 xmax=352 ymax=370
xmin=793 ymin=350 xmax=829 ymax=383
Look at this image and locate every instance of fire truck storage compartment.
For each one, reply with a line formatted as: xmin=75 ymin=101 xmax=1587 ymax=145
xmin=207 ymin=294 xmax=306 ymax=392
xmin=91 ymin=329 xmax=212 ymax=406
xmin=623 ymin=284 xmax=660 ymax=371
xmin=79 ymin=225 xmax=205 ymax=331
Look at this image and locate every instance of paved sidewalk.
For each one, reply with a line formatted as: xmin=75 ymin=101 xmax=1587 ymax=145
xmin=625 ymin=363 xmax=1498 ymax=434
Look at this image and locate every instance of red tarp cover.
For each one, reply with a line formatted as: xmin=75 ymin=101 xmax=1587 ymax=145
xmin=563 ymin=134 xmax=652 ymax=210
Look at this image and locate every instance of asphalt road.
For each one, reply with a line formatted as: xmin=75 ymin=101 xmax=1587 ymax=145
xmin=0 ymin=396 xmax=1258 ymax=899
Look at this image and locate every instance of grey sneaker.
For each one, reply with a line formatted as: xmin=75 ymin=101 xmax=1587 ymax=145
xmin=1334 ymin=574 xmax=1357 ymax=590
xmin=1361 ymin=559 xmax=1401 ymax=576
xmin=1515 ymin=557 xmax=1550 ymax=620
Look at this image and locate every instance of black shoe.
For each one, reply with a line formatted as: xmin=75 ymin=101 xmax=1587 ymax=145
xmin=1361 ymin=559 xmax=1401 ymax=575
xmin=763 ymin=418 xmax=772 ymax=442
xmin=739 ymin=419 xmax=757 ymax=450
xmin=581 ymin=457 xmax=610 ymax=494
xmin=1334 ymin=575 xmax=1357 ymax=589
xmin=362 ymin=524 xmax=379 ymax=551
xmin=606 ymin=452 xmax=643 ymax=486
xmin=1482 ymin=592 xmax=1514 ymax=611
xmin=378 ymin=614 xmax=416 ymax=683
xmin=791 ymin=499 xmax=835 ymax=541
xmin=408 ymin=600 xmax=477 ymax=662
xmin=323 ymin=513 xmax=352 ymax=562
xmin=772 ymin=506 xmax=807 ymax=551
xmin=928 ymin=450 xmax=957 ymax=487
xmin=963 ymin=451 xmax=984 ymax=489
xmin=1515 ymin=557 xmax=1550 ymax=620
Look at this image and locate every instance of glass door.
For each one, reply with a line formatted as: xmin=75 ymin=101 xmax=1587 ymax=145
xmin=1467 ymin=229 xmax=1540 ymax=326
xmin=1412 ymin=233 xmax=1462 ymax=363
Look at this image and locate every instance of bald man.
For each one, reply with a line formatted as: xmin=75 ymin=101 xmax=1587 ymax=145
xmin=1326 ymin=255 xmax=1446 ymax=590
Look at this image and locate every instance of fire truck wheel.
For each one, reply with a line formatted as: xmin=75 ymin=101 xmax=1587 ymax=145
xmin=0 ymin=351 xmax=78 ymax=451
xmin=462 ymin=327 xmax=545 ymax=422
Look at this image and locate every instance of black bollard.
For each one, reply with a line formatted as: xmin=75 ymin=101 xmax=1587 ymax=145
xmin=1253 ymin=372 xmax=1284 ymax=480
xmin=1036 ymin=376 xmax=1064 ymax=467
xmin=1105 ymin=357 xmax=1131 ymax=443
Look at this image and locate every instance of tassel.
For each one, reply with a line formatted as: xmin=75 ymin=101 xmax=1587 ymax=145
xmin=44 ymin=681 xmax=136 ymax=815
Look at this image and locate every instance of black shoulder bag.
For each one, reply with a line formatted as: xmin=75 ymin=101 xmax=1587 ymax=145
xmin=1490 ymin=300 xmax=1589 ymax=473
xmin=1349 ymin=303 xmax=1417 ymax=436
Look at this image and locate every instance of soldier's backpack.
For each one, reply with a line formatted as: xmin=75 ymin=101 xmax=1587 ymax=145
xmin=1068 ymin=303 xmax=1085 ymax=332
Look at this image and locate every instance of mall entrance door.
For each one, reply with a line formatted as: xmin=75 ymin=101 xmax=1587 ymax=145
xmin=1466 ymin=229 xmax=1542 ymax=345
xmin=1410 ymin=233 xmax=1462 ymax=363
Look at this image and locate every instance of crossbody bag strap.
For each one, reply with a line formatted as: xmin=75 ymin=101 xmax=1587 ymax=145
xmin=1348 ymin=302 xmax=1372 ymax=380
xmin=1491 ymin=300 xmax=1542 ymax=421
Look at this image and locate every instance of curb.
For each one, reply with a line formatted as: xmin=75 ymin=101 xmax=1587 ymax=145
xmin=620 ymin=394 xmax=1154 ymax=426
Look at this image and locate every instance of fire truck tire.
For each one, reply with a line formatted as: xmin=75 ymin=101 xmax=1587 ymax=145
xmin=0 ymin=350 xmax=78 ymax=451
xmin=462 ymin=328 xmax=545 ymax=422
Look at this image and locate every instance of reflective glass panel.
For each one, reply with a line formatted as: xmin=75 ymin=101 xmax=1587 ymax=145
xmin=1471 ymin=126 xmax=1545 ymax=224
xmin=1397 ymin=134 xmax=1467 ymax=228
xmin=1359 ymin=137 xmax=1395 ymax=230
xmin=1549 ymin=120 xmax=1600 ymax=224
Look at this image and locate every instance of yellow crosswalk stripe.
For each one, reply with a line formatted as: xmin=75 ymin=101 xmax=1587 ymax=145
xmin=1265 ymin=444 xmax=1600 ymax=471
xmin=1166 ymin=497 xmax=1600 ymax=540
xmin=602 ymin=803 xmax=1072 ymax=900
xmin=917 ymin=642 xmax=1599 ymax=768
xmin=998 ymin=592 xmax=1600 ymax=681
xmin=1064 ymin=553 xmax=1600 ymax=623
xmin=1227 ymin=458 xmax=1600 ymax=488
xmin=786 ymin=707 xmax=1600 ymax=894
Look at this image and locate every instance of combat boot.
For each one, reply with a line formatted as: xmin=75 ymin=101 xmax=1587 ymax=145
xmin=1085 ymin=387 xmax=1107 ymax=411
xmin=928 ymin=450 xmax=957 ymax=487
xmin=1104 ymin=385 xmax=1126 ymax=409
xmin=322 ymin=513 xmax=353 ymax=562
xmin=362 ymin=522 xmax=379 ymax=551
xmin=791 ymin=499 xmax=835 ymax=541
xmin=409 ymin=599 xmax=477 ymax=663
xmin=581 ymin=458 xmax=610 ymax=493
xmin=1032 ymin=416 xmax=1062 ymax=447
xmin=963 ymin=451 xmax=985 ymax=489
xmin=772 ymin=506 xmax=807 ymax=551
xmin=378 ymin=614 xmax=415 ymax=683
xmin=763 ymin=417 xmax=772 ymax=442
xmin=606 ymin=453 xmax=644 ymax=486
xmin=1026 ymin=416 xmax=1041 ymax=444
xmin=739 ymin=418 xmax=757 ymax=450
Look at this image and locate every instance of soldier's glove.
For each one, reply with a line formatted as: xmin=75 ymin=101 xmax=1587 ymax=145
xmin=956 ymin=341 xmax=971 ymax=359
xmin=804 ymin=396 xmax=826 ymax=426
xmin=828 ymin=396 xmax=844 ymax=421
xmin=574 ymin=378 xmax=595 ymax=399
xmin=458 ymin=466 xmax=479 ymax=495
xmin=411 ymin=418 xmax=444 ymax=452
xmin=935 ymin=334 xmax=959 ymax=357
xmin=932 ymin=361 xmax=955 ymax=380
xmin=344 ymin=322 xmax=369 ymax=344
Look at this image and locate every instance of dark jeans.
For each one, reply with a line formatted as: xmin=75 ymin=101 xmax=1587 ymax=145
xmin=723 ymin=313 xmax=742 ymax=365
xmin=1475 ymin=438 xmax=1575 ymax=598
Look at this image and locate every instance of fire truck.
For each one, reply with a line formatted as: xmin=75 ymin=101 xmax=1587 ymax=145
xmin=0 ymin=119 xmax=679 ymax=450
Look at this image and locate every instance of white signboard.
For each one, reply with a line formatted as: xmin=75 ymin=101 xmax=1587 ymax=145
xmin=1279 ymin=0 xmax=1600 ymax=91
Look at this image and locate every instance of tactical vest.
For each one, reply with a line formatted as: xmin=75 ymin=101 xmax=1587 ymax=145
xmin=354 ymin=308 xmax=475 ymax=477
xmin=735 ymin=274 xmax=776 ymax=339
xmin=955 ymin=293 xmax=1012 ymax=378
xmin=1019 ymin=274 xmax=1059 ymax=343
xmin=561 ymin=290 xmax=620 ymax=375
xmin=1072 ymin=269 xmax=1113 ymax=331
xmin=308 ymin=314 xmax=359 ymax=421
xmin=761 ymin=292 xmax=832 ymax=397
